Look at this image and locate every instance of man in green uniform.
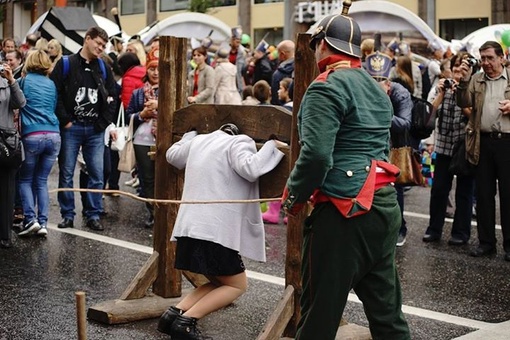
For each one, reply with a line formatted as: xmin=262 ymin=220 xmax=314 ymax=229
xmin=282 ymin=13 xmax=411 ymax=340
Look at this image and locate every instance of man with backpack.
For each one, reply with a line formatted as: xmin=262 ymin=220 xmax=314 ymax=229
xmin=50 ymin=26 xmax=117 ymax=232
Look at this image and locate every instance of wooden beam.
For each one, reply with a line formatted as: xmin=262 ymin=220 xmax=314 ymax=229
xmin=182 ymin=271 xmax=210 ymax=288
xmin=87 ymin=293 xmax=190 ymax=325
xmin=283 ymin=32 xmax=318 ymax=338
xmin=256 ymin=285 xmax=295 ymax=340
xmin=119 ymin=251 xmax=159 ymax=300
xmin=153 ymin=36 xmax=188 ymax=298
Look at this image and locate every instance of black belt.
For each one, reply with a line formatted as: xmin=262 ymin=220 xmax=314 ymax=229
xmin=480 ymin=132 xmax=510 ymax=139
xmin=72 ymin=120 xmax=95 ymax=126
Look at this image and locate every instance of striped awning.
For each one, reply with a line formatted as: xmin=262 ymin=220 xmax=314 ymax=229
xmin=36 ymin=6 xmax=97 ymax=54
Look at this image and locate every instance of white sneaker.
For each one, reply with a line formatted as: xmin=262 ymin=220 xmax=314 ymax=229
xmin=396 ymin=234 xmax=406 ymax=247
xmin=18 ymin=220 xmax=41 ymax=236
xmin=131 ymin=178 xmax=140 ymax=188
xmin=124 ymin=177 xmax=137 ymax=186
xmin=37 ymin=225 xmax=48 ymax=237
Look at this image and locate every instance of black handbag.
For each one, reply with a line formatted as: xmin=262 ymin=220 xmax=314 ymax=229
xmin=0 ymin=127 xmax=23 ymax=168
xmin=449 ymin=139 xmax=475 ymax=177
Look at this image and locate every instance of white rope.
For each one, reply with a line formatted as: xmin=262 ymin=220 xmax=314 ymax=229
xmin=49 ymin=188 xmax=281 ymax=205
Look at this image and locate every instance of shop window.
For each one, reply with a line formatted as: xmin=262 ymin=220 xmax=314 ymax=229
xmin=439 ymin=18 xmax=488 ymax=41
xmin=121 ymin=0 xmax=145 ymax=15
xmin=160 ymin=0 xmax=236 ymax=12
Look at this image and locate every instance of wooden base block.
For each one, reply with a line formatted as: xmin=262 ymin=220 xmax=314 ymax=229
xmin=87 ymin=293 xmax=186 ymax=325
xmin=281 ymin=322 xmax=372 ymax=340
xmin=335 ymin=323 xmax=372 ymax=339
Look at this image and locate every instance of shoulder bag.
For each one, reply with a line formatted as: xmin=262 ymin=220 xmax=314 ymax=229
xmin=117 ymin=114 xmax=136 ymax=173
xmin=449 ymin=138 xmax=475 ymax=177
xmin=389 ymin=146 xmax=424 ymax=186
xmin=0 ymin=126 xmax=23 ymax=168
xmin=110 ymin=104 xmax=128 ymax=152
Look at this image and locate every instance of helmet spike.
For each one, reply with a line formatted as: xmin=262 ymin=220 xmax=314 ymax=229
xmin=342 ymin=0 xmax=352 ymax=16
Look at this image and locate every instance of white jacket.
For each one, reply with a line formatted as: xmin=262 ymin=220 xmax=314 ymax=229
xmin=166 ymin=130 xmax=284 ymax=262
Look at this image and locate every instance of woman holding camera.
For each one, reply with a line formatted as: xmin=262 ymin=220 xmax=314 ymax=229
xmin=422 ymin=52 xmax=477 ymax=245
xmin=0 ymin=62 xmax=26 ymax=248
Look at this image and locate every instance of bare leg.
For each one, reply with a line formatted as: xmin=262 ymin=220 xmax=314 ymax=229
xmin=182 ymin=272 xmax=247 ymax=319
xmin=175 ymin=282 xmax=218 ymax=312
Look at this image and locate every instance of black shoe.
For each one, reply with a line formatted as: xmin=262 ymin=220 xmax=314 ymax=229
xmin=470 ymin=246 xmax=496 ymax=257
xmin=57 ymin=218 xmax=74 ymax=229
xmin=170 ymin=315 xmax=212 ymax=340
xmin=86 ymin=219 xmax=104 ymax=231
xmin=157 ymin=306 xmax=183 ymax=335
xmin=504 ymin=253 xmax=510 ymax=262
xmin=0 ymin=239 xmax=13 ymax=249
xmin=448 ymin=237 xmax=467 ymax=246
xmin=422 ymin=234 xmax=440 ymax=242
xmin=18 ymin=220 xmax=41 ymax=237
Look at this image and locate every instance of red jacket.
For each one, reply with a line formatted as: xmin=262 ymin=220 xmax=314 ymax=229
xmin=121 ymin=66 xmax=145 ymax=108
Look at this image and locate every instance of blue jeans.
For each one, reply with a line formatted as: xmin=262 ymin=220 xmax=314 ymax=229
xmin=58 ymin=123 xmax=104 ymax=221
xmin=19 ymin=132 xmax=61 ymax=225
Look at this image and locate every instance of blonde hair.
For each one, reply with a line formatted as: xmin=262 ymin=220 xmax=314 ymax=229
xmin=126 ymin=40 xmax=146 ymax=66
xmin=47 ymin=39 xmax=63 ymax=60
xmin=23 ymin=49 xmax=52 ymax=75
xmin=35 ymin=38 xmax=48 ymax=52
xmin=360 ymin=38 xmax=374 ymax=57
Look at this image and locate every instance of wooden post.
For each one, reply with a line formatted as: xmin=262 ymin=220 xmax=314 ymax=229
xmin=283 ymin=32 xmax=318 ymax=338
xmin=75 ymin=291 xmax=87 ymax=340
xmin=153 ymin=36 xmax=188 ymax=298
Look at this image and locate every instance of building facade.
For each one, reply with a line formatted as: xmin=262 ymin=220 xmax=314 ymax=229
xmin=1 ymin=0 xmax=509 ymax=47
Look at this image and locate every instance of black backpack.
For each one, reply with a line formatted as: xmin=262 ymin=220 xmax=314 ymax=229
xmin=410 ymin=96 xmax=435 ymax=140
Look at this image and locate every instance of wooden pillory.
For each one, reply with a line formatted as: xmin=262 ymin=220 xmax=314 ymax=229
xmin=88 ymin=34 xmax=317 ymax=339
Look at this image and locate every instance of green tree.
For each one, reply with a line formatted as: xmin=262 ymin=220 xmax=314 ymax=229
xmin=188 ymin=0 xmax=222 ymax=13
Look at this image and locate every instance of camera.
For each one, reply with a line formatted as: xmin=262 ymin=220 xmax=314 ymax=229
xmin=443 ymin=78 xmax=454 ymax=89
xmin=0 ymin=65 xmax=4 ymax=73
xmin=466 ymin=57 xmax=478 ymax=67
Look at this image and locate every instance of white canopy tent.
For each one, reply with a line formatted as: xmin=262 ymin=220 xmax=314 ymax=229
xmin=137 ymin=12 xmax=232 ymax=48
xmin=307 ymin=0 xmax=449 ymax=53
xmin=454 ymin=24 xmax=510 ymax=58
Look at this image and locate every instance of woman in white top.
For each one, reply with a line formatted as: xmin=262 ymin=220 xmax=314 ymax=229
xmin=158 ymin=124 xmax=285 ymax=339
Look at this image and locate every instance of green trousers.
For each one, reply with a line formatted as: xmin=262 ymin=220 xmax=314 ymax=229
xmin=296 ymin=186 xmax=410 ymax=340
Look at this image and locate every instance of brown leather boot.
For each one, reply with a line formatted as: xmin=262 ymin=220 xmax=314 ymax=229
xmin=157 ymin=306 xmax=182 ymax=335
xmin=170 ymin=314 xmax=212 ymax=340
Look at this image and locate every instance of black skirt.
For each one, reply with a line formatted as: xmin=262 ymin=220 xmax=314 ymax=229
xmin=175 ymin=237 xmax=246 ymax=276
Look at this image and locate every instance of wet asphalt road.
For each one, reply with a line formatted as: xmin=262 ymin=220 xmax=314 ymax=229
xmin=0 ymin=164 xmax=509 ymax=340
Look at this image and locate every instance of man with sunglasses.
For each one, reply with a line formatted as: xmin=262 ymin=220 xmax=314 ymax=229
xmin=51 ymin=26 xmax=117 ymax=232
xmin=457 ymin=41 xmax=510 ymax=262
xmin=282 ymin=13 xmax=410 ymax=340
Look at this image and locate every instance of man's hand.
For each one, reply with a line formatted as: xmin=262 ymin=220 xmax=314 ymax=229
xmin=281 ymin=186 xmax=305 ymax=217
xmin=459 ymin=60 xmax=473 ymax=82
xmin=499 ymin=100 xmax=510 ymax=115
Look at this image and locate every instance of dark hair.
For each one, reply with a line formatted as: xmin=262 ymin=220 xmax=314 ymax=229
xmin=85 ymin=27 xmax=109 ymax=43
xmin=2 ymin=38 xmax=15 ymax=48
xmin=6 ymin=49 xmax=23 ymax=61
xmin=253 ymin=80 xmax=271 ymax=103
xmin=479 ymin=41 xmax=504 ymax=56
xmin=242 ymin=85 xmax=253 ymax=100
xmin=450 ymin=51 xmax=480 ymax=74
xmin=395 ymin=56 xmax=414 ymax=94
xmin=118 ymin=52 xmax=141 ymax=76
xmin=192 ymin=46 xmax=208 ymax=57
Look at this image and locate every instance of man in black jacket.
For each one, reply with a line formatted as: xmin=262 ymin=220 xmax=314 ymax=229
xmin=51 ymin=26 xmax=117 ymax=232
